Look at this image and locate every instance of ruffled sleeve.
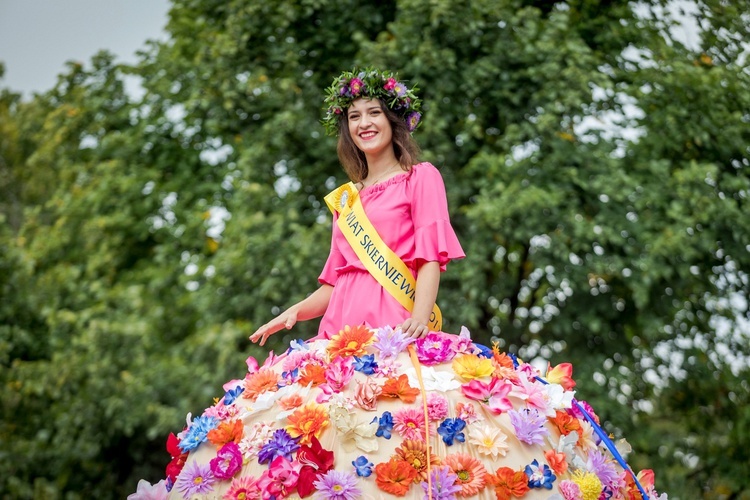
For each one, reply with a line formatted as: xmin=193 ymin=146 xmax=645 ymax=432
xmin=318 ymin=212 xmax=346 ymax=286
xmin=410 ymin=162 xmax=465 ymax=271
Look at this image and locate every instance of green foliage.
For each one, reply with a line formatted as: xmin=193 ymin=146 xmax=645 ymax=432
xmin=1 ymin=0 xmax=748 ymax=498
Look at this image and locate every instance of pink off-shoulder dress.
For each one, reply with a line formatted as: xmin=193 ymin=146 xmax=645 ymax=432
xmin=317 ymin=162 xmax=465 ymax=338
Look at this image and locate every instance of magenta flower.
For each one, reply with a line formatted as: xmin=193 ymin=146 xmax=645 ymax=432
xmin=209 ymin=441 xmax=242 ymax=479
xmin=349 ymin=78 xmax=364 ymax=96
xmin=415 ymin=333 xmax=454 ymax=365
xmin=383 ymin=77 xmax=397 ymax=91
xmin=258 ymin=455 xmax=300 ymax=498
xmin=426 ymin=393 xmax=449 ymax=421
xmin=312 ymin=470 xmax=362 ymax=499
xmin=372 ymin=326 xmax=414 ymax=358
xmin=393 ymin=407 xmax=431 ymax=441
xmin=460 ymin=378 xmax=513 ymax=414
xmin=508 ymin=408 xmax=550 ymax=445
xmin=324 ymin=356 xmax=354 ymax=391
xmin=420 ymin=466 xmax=462 ymax=499
xmin=174 ymin=461 xmax=215 ymax=497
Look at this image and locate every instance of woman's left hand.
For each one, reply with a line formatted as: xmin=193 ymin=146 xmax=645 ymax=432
xmin=399 ymin=317 xmax=430 ymax=339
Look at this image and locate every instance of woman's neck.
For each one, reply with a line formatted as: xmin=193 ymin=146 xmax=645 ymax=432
xmin=364 ymin=149 xmax=400 ymax=179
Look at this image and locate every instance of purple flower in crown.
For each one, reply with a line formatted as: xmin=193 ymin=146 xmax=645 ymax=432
xmin=339 ymin=85 xmax=350 ymax=97
xmin=393 ymin=82 xmax=408 ymax=96
xmin=406 ymin=111 xmax=422 ymax=132
xmin=349 ymin=77 xmax=365 ymax=96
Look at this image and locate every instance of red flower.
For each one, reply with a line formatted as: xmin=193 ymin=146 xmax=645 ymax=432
xmin=295 ymin=437 xmax=334 ymax=498
xmin=165 ymin=432 xmax=188 ymax=482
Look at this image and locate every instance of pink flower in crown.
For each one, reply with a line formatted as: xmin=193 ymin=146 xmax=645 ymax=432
xmin=461 ymin=378 xmax=513 ymax=414
xmin=415 ymin=332 xmax=455 ymax=365
xmin=383 ymin=77 xmax=397 ymax=91
xmin=349 ymin=77 xmax=364 ymax=96
xmin=258 ymin=455 xmax=300 ymax=498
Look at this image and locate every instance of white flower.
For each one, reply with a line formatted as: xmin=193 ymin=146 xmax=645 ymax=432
xmin=467 ymin=423 xmax=509 ymax=458
xmin=544 ymin=383 xmax=574 ymax=411
xmin=404 ymin=366 xmax=461 ymax=392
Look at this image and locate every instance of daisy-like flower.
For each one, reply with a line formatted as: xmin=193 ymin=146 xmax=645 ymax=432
xmin=286 ymin=402 xmax=330 ymax=445
xmin=174 ymin=461 xmax=215 ymax=497
xmin=352 ymin=456 xmax=374 ymax=477
xmin=420 ymin=466 xmax=462 ymax=500
xmin=415 ymin=332 xmax=455 ymax=365
xmin=437 ymin=418 xmax=466 ymax=446
xmin=452 ymin=354 xmax=494 ymax=381
xmin=375 ymin=458 xmax=418 ymax=496
xmin=393 ymin=407 xmax=431 ymax=441
xmin=313 ymin=470 xmax=362 ymax=500
xmin=426 ymin=393 xmax=449 ymax=421
xmin=508 ymin=408 xmax=550 ymax=446
xmin=238 ymin=421 xmax=275 ymax=460
xmin=467 ymin=423 xmax=509 ymax=458
xmin=393 ymin=82 xmax=408 ymax=97
xmin=179 ymin=415 xmax=219 ymax=452
xmin=299 ymin=363 xmax=327 ymax=387
xmin=587 ymin=449 xmax=620 ymax=490
xmin=571 ymin=470 xmax=603 ymax=500
xmin=257 ymin=429 xmax=300 ymax=464
xmin=455 ymin=402 xmax=482 ymax=424
xmin=525 ymin=459 xmax=556 ymax=490
xmin=405 ymin=111 xmax=422 ymax=132
xmin=209 ymin=442 xmax=243 ymax=480
xmin=223 ymin=475 xmax=260 ymax=500
xmin=242 ymin=368 xmax=280 ymax=402
xmin=372 ymin=326 xmax=414 ymax=358
xmin=443 ymin=453 xmax=487 ymax=497
xmin=395 ymin=439 xmax=441 ymax=483
xmin=127 ymin=479 xmax=168 ymax=500
xmin=353 ymin=354 xmax=378 ymax=375
xmin=327 ymin=324 xmax=375 ymax=359
xmin=207 ymin=419 xmax=244 ymax=446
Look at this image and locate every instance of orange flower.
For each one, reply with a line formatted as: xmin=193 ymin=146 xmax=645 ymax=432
xmin=242 ymin=369 xmax=279 ymax=401
xmin=550 ymin=410 xmax=581 ymax=435
xmin=379 ymin=374 xmax=420 ymax=404
xmin=485 ymin=466 xmax=529 ymax=500
xmin=375 ymin=458 xmax=418 ymax=496
xmin=394 ymin=439 xmax=441 ymax=483
xmin=278 ymin=393 xmax=303 ymax=411
xmin=491 ymin=347 xmax=519 ymax=381
xmin=544 ymin=449 xmax=568 ymax=476
xmin=443 ymin=453 xmax=487 ymax=496
xmin=298 ymin=364 xmax=327 ymax=387
xmin=327 ymin=324 xmax=375 ymax=359
xmin=546 ymin=362 xmax=576 ymax=390
xmin=285 ymin=403 xmax=329 ymax=446
xmin=207 ymin=419 xmax=244 ymax=446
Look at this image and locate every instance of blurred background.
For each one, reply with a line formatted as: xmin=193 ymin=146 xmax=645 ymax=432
xmin=1 ymin=0 xmax=748 ymax=498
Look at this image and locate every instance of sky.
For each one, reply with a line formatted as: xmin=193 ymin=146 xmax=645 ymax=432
xmin=0 ymin=0 xmax=171 ymax=98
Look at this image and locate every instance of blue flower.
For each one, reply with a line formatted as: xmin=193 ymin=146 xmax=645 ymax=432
xmin=258 ymin=429 xmax=301 ymax=464
xmin=437 ymin=418 xmax=466 ymax=446
xmin=352 ymin=455 xmax=374 ymax=477
xmin=525 ymin=459 xmax=556 ymax=490
xmin=353 ymin=354 xmax=378 ymax=375
xmin=178 ymin=416 xmax=219 ymax=452
xmin=223 ymin=385 xmax=244 ymax=405
xmin=473 ymin=343 xmax=494 ymax=358
xmin=371 ymin=411 xmax=394 ymax=439
xmin=281 ymin=368 xmax=299 ymax=385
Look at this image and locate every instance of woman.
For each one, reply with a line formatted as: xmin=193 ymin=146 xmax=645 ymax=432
xmin=130 ymin=69 xmax=663 ymax=500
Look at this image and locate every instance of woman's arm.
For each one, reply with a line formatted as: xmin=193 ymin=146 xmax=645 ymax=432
xmin=249 ymin=284 xmax=334 ymax=346
xmin=400 ymin=261 xmax=440 ymax=338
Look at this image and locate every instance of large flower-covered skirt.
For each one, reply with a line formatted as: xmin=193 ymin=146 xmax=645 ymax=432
xmin=131 ymin=327 xmax=664 ymax=500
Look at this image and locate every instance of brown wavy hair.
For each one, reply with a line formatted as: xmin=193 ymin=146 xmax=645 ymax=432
xmin=336 ymin=99 xmax=421 ymax=183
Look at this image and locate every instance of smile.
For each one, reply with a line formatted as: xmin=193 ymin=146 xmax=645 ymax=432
xmin=359 ymin=131 xmax=377 ymax=140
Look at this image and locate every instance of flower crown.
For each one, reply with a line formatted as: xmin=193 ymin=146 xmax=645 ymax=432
xmin=322 ymin=68 xmax=422 ymax=136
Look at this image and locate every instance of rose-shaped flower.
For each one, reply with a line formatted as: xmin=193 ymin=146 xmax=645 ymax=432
xmin=354 ymin=378 xmax=382 ymax=411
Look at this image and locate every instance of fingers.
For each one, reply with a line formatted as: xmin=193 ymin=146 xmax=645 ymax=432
xmin=249 ymin=311 xmax=298 ymax=346
xmin=400 ymin=318 xmax=429 ymax=339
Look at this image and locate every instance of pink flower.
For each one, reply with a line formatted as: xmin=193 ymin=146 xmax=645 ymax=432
xmin=209 ymin=442 xmax=243 ymax=479
xmin=559 ymin=479 xmax=583 ymax=500
xmin=383 ymin=77 xmax=397 ymax=91
xmin=349 ymin=78 xmax=364 ymax=95
xmin=426 ymin=393 xmax=449 ymax=421
xmin=455 ymin=402 xmax=482 ymax=424
xmin=510 ymin=376 xmax=552 ymax=416
xmin=317 ymin=357 xmax=354 ymax=402
xmin=393 ymin=407 xmax=433 ymax=441
xmin=258 ymin=455 xmax=300 ymax=499
xmin=460 ymin=378 xmax=513 ymax=414
xmin=354 ymin=378 xmax=382 ymax=411
xmin=223 ymin=475 xmax=261 ymax=500
xmin=415 ymin=332 xmax=455 ymax=365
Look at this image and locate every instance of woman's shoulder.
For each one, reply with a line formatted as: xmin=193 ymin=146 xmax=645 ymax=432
xmin=408 ymin=161 xmax=445 ymax=186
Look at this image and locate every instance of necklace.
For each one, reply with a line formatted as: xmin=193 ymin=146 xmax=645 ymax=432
xmin=361 ymin=164 xmax=401 ymax=189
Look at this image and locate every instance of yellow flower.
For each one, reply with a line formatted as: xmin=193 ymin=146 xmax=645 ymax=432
xmin=572 ymin=470 xmax=603 ymax=500
xmin=452 ymin=354 xmax=494 ymax=381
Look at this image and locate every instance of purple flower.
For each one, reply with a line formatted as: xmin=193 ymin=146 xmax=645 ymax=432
xmin=371 ymin=411 xmax=394 ymax=439
xmin=524 ymin=459 xmax=556 ymax=490
xmin=437 ymin=418 xmax=466 ymax=446
xmin=209 ymin=442 xmax=243 ymax=479
xmin=353 ymin=354 xmax=378 ymax=375
xmin=393 ymin=82 xmax=407 ymax=97
xmin=420 ymin=466 xmax=462 ymax=499
xmin=406 ymin=111 xmax=422 ymax=132
xmin=258 ymin=429 xmax=301 ymax=464
xmin=415 ymin=332 xmax=454 ymax=365
xmin=352 ymin=455 xmax=373 ymax=477
xmin=312 ymin=470 xmax=362 ymax=499
xmin=372 ymin=326 xmax=414 ymax=358
xmin=223 ymin=385 xmax=244 ymax=405
xmin=174 ymin=461 xmax=215 ymax=497
xmin=508 ymin=408 xmax=550 ymax=445
xmin=179 ymin=415 xmax=219 ymax=452
xmin=587 ymin=449 xmax=620 ymax=490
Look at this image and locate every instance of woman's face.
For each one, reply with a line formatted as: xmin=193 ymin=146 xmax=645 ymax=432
xmin=347 ymin=98 xmax=393 ymax=156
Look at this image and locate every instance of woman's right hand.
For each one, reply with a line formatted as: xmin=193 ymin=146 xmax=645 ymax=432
xmin=249 ymin=309 xmax=298 ymax=346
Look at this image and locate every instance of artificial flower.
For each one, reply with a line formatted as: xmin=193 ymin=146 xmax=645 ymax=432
xmin=524 ymin=459 xmax=556 ymax=490
xmin=372 ymin=326 xmax=414 ymax=358
xmin=174 ymin=461 xmax=215 ymax=497
xmin=393 ymin=407 xmax=432 ymax=441
xmin=558 ymin=480 xmax=584 ymax=500
xmin=178 ymin=416 xmax=219 ymax=452
xmin=286 ymin=403 xmax=330 ymax=446
xmin=452 ymin=354 xmax=494 ymax=381
xmin=372 ymin=411 xmax=394 ymax=439
xmin=394 ymin=439 xmax=441 ymax=483
xmin=279 ymin=392 xmax=305 ymax=411
xmin=127 ymin=479 xmax=168 ymax=500
xmin=223 ymin=385 xmax=245 ymax=405
xmin=238 ymin=421 xmax=276 ymax=461
xmin=312 ymin=470 xmax=362 ymax=500
xmin=571 ymin=470 xmax=603 ymax=500
xmin=380 ymin=374 xmax=420 ymax=403
xmin=467 ymin=423 xmax=509 ymax=458
xmin=461 ymin=378 xmax=513 ymax=414
xmin=544 ymin=449 xmax=568 ymax=476
xmin=449 ymin=326 xmax=475 ymax=355
xmin=209 ymin=442 xmax=243 ymax=480
xmin=374 ymin=458 xmax=418 ymax=496
xmin=353 ymin=354 xmax=378 ymax=375
xmin=352 ymin=456 xmax=374 ymax=477
xmin=375 ymin=357 xmax=402 ymax=377
xmin=426 ymin=393 xmax=449 ymax=421
xmin=509 ymin=408 xmax=550 ymax=446
xmin=443 ymin=453 xmax=487 ymax=497
xmin=354 ymin=378 xmax=382 ymax=411
xmin=485 ymin=466 xmax=530 ymax=500
xmin=329 ymin=402 xmax=379 ymax=452
xmin=415 ymin=332 xmax=455 ymax=365
xmin=257 ymin=455 xmax=300 ymax=499
xmin=404 ymin=366 xmax=461 ymax=392
xmin=625 ymin=469 xmax=656 ymax=500
xmin=296 ymin=436 xmax=334 ymax=497
xmin=587 ymin=449 xmax=620 ymax=491
xmin=509 ymin=375 xmax=551 ymax=416
xmin=577 ymin=420 xmax=598 ymax=453
xmin=491 ymin=345 xmax=519 ymax=379
xmin=324 ymin=357 xmax=355 ymax=392
xmin=327 ymin=324 xmax=375 ymax=359
xmin=299 ymin=363 xmax=327 ymax=387
xmin=420 ymin=466 xmax=462 ymax=499
xmin=551 ymin=410 xmax=582 ymax=436
xmin=437 ymin=418 xmax=466 ymax=446
xmin=207 ymin=419 xmax=244 ymax=447
xmin=165 ymin=433 xmax=188 ymax=482
xmin=257 ymin=429 xmax=301 ymax=464
xmin=242 ymin=368 xmax=280 ymax=402
xmin=223 ymin=475 xmax=261 ymax=500
xmin=569 ymin=400 xmax=600 ymax=425
xmin=455 ymin=402 xmax=482 ymax=424
xmin=546 ymin=362 xmax=576 ymax=390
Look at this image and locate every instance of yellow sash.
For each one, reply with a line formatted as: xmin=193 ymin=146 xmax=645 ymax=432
xmin=324 ymin=182 xmax=442 ymax=331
